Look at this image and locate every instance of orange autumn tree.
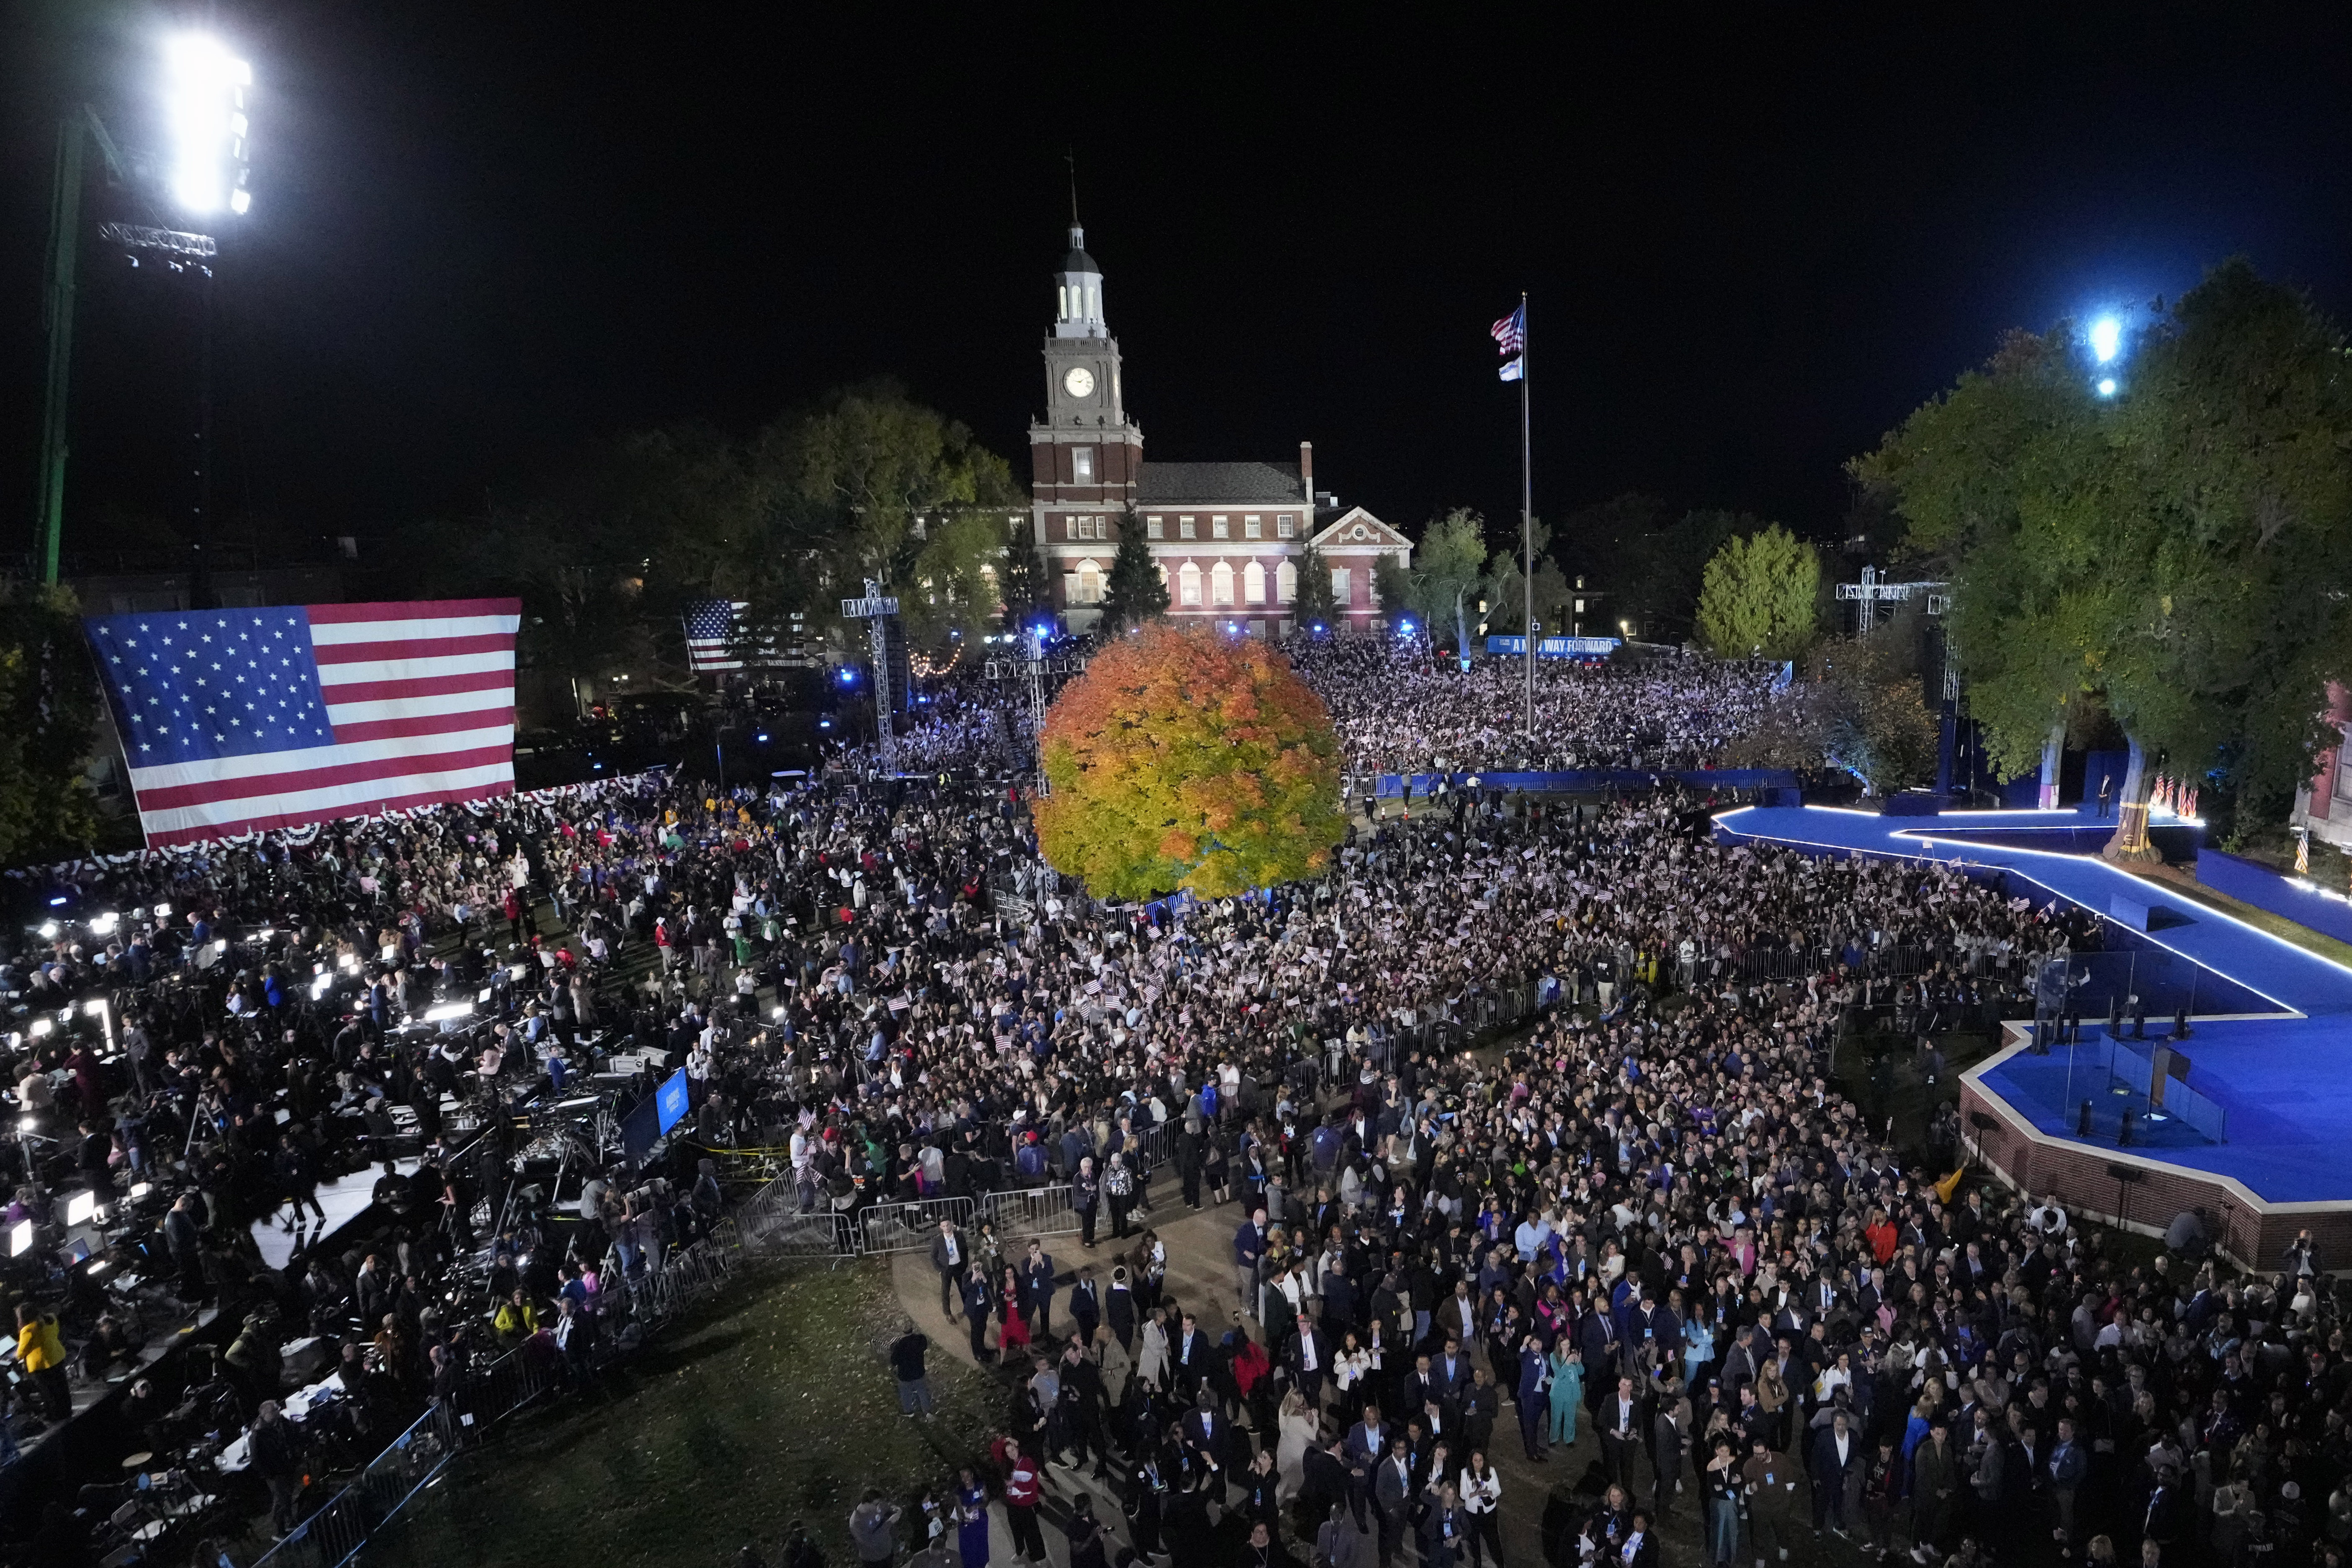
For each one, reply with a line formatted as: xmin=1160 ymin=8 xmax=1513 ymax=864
xmin=1035 ymin=623 xmax=1346 ymax=899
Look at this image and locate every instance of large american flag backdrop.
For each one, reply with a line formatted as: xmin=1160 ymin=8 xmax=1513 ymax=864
xmin=85 ymin=597 xmax=522 ymax=847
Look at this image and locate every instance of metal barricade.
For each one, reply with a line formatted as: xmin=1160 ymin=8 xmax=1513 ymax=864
xmin=859 ymin=1195 xmax=976 ymax=1256
xmin=251 ymin=1402 xmax=462 ymax=1568
xmin=982 ymin=1184 xmax=1082 ymax=1238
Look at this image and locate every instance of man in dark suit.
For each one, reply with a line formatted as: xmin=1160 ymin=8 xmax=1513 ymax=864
xmin=1809 ymin=1408 xmax=1860 ymax=1534
xmin=1579 ymin=1305 xmax=1622 ymax=1411
xmin=1373 ymin=1437 xmax=1415 ymax=1568
xmin=1322 ymin=1257 xmax=1361 ymax=1336
xmin=1345 ymin=1404 xmax=1390 ymax=1472
xmin=1173 ymin=1311 xmax=1212 ymax=1400
xmin=1598 ymin=1375 xmax=1647 ymax=1495
xmin=1020 ymin=1239 xmax=1058 ymax=1340
xmin=1068 ymin=1269 xmax=1102 ymax=1347
xmin=1181 ymin=1390 xmax=1232 ymax=1487
xmin=958 ymin=1264 xmax=995 ymax=1364
xmin=1290 ymin=1311 xmax=1332 ymax=1407
xmin=930 ymin=1218 xmax=968 ymax=1318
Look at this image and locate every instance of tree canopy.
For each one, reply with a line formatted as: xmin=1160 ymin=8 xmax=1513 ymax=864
xmin=1291 ymin=541 xmax=1339 ymax=629
xmin=1695 ymin=524 xmax=1822 ymax=659
xmin=393 ymin=379 xmax=1026 ymax=691
xmin=1034 ymin=623 xmax=1345 ymax=899
xmin=1853 ymin=259 xmax=2352 ymax=837
xmin=1099 ymin=513 xmax=1171 ymax=632
xmin=1375 ymin=508 xmax=1487 ymax=651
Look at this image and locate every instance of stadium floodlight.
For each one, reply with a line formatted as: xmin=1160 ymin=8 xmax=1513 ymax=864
xmin=2097 ymin=378 xmax=2118 ymax=398
xmin=166 ymin=33 xmax=253 ymax=216
xmin=2089 ymin=316 xmax=2122 ymax=364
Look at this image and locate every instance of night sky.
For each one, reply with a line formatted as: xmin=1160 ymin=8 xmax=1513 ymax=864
xmin=5 ymin=5 xmax=2351 ymax=561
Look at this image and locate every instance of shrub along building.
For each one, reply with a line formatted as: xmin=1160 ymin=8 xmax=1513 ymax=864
xmin=1029 ymin=223 xmax=1410 ymax=636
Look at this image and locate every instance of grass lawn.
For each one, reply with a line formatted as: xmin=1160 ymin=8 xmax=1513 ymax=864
xmin=369 ymin=1261 xmax=997 ymax=1568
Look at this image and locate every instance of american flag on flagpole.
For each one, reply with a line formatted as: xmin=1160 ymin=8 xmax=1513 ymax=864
xmin=1490 ymin=303 xmax=1525 ymax=355
xmin=85 ymin=598 xmax=521 ymax=847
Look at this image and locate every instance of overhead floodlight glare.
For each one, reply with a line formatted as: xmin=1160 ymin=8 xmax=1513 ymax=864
xmin=2089 ymin=317 xmax=2122 ymax=364
xmin=38 ymin=922 xmax=58 ymax=940
xmin=167 ymin=33 xmax=253 ymax=217
xmin=2097 ymin=378 xmax=2118 ymax=398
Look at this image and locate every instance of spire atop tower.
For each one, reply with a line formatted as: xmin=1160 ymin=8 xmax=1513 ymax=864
xmin=1053 ymin=205 xmax=1106 ymax=340
xmin=1067 ymin=146 xmax=1081 ymax=227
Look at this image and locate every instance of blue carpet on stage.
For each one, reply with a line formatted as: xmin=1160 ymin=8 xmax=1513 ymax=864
xmin=1714 ymin=804 xmax=2352 ymax=1203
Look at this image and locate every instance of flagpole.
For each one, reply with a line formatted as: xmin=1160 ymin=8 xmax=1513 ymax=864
xmin=1520 ymin=290 xmax=1534 ymax=751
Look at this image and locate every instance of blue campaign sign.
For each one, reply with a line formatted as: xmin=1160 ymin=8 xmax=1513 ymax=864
xmin=655 ymin=1068 xmax=691 ymax=1135
xmin=1483 ymin=635 xmax=1622 ymax=657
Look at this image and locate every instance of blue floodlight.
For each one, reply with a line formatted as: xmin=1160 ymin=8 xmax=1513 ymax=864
xmin=2089 ymin=317 xmax=2123 ymax=364
xmin=838 ymin=667 xmax=857 ymax=685
xmin=1398 ymin=619 xmax=1415 ymax=636
xmin=2097 ymin=378 xmax=2118 ymax=398
xmin=755 ymin=733 xmax=770 ymax=743
xmin=818 ymin=718 xmax=833 ymax=729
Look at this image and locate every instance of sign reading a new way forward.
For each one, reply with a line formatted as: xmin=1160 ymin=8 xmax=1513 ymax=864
xmin=1484 ymin=635 xmax=1621 ymax=657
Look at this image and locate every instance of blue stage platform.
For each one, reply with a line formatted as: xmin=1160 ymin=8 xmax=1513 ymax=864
xmin=1713 ymin=804 xmax=2352 ymax=1205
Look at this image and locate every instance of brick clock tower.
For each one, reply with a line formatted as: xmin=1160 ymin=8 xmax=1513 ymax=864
xmin=1030 ymin=226 xmax=1142 ymax=619
xmin=1028 ymin=222 xmax=1411 ymax=633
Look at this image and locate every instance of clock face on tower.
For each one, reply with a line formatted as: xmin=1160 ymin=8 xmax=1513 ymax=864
xmin=1063 ymin=365 xmax=1096 ymax=399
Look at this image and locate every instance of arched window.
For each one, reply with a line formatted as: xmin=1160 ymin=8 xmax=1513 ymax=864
xmin=1276 ymin=561 xmax=1297 ymax=603
xmin=1075 ymin=560 xmax=1103 ymax=605
xmin=1243 ymin=562 xmax=1266 ymax=604
xmin=1179 ymin=562 xmax=1202 ymax=607
xmin=1210 ymin=561 xmax=1235 ymax=605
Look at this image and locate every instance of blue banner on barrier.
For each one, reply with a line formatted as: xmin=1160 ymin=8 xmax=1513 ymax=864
xmin=1365 ymin=768 xmax=1799 ymax=798
xmin=1483 ymin=635 xmax=1623 ymax=657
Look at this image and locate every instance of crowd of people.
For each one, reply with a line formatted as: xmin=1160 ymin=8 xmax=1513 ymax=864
xmin=1285 ymin=641 xmax=1783 ymax=778
xmin=0 ymin=644 xmax=2339 ymax=1568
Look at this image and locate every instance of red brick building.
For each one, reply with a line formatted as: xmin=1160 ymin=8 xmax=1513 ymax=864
xmin=1029 ymin=224 xmax=1410 ymax=635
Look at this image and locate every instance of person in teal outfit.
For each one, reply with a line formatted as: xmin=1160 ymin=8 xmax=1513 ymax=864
xmin=1547 ymin=1342 xmax=1585 ymax=1445
xmin=1680 ymin=1301 xmax=1716 ymax=1391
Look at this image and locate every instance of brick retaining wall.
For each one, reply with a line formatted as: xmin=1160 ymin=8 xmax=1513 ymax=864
xmin=1961 ymin=1045 xmax=2352 ymax=1272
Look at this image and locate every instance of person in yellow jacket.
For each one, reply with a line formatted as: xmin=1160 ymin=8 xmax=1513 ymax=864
xmin=493 ymin=1287 xmax=541 ymax=1344
xmin=15 ymin=1304 xmax=70 ymax=1419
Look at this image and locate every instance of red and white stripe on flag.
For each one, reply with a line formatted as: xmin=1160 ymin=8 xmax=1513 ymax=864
xmin=121 ymin=598 xmax=521 ymax=847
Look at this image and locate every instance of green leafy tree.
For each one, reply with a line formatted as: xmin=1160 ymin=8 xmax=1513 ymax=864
xmin=997 ymin=520 xmax=1051 ymax=634
xmin=1696 ymin=524 xmax=1822 ymax=659
xmin=1555 ymin=496 xmax=1747 ymax=641
xmin=1855 ymin=259 xmax=2352 ymax=857
xmin=1035 ymin=622 xmax=1345 ymax=898
xmin=1291 ymin=541 xmax=1338 ymax=630
xmin=1099 ymin=512 xmax=1171 ymax=631
xmin=1478 ymin=520 xmax=1574 ymax=636
xmin=1375 ymin=508 xmax=1487 ymax=652
xmin=906 ymin=510 xmax=1014 ymax=644
xmin=0 ymin=585 xmax=102 ymax=860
